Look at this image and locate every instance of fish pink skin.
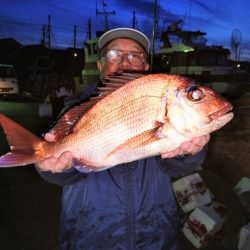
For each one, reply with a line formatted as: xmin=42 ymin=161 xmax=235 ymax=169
xmin=0 ymin=74 xmax=234 ymax=171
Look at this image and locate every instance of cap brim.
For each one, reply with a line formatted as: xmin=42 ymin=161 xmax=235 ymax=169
xmin=98 ymin=28 xmax=150 ymax=55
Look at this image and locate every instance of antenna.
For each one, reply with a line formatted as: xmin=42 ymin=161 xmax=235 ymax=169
xmin=41 ymin=25 xmax=46 ymax=46
xmin=73 ymin=25 xmax=77 ymax=49
xmin=40 ymin=16 xmax=52 ymax=48
xmin=151 ymin=0 xmax=158 ymax=70
xmin=231 ymin=28 xmax=242 ymax=62
xmin=96 ymin=0 xmax=115 ymax=30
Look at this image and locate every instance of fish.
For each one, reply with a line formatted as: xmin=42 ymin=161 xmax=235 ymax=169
xmin=0 ymin=73 xmax=233 ymax=172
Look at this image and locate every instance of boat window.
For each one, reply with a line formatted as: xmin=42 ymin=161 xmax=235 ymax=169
xmin=171 ymin=53 xmax=188 ymax=66
xmin=93 ymin=43 xmax=98 ymax=55
xmin=85 ymin=42 xmax=98 ymax=56
xmin=195 ymin=50 xmax=228 ymax=66
xmin=86 ymin=44 xmax=91 ymax=55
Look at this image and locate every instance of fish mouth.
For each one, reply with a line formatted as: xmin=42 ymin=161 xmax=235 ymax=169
xmin=208 ymin=103 xmax=233 ymax=120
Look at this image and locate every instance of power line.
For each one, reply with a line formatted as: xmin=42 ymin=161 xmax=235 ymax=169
xmin=0 ymin=19 xmax=88 ymax=48
xmin=0 ymin=20 xmax=86 ymax=33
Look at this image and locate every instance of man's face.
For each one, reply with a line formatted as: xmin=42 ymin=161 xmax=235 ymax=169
xmin=97 ymin=38 xmax=149 ymax=80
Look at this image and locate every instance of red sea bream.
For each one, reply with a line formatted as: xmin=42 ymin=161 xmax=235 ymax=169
xmin=0 ymin=74 xmax=233 ymax=171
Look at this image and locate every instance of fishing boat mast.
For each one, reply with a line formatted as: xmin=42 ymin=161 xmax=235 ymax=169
xmin=80 ymin=1 xmax=116 ymax=92
xmin=96 ymin=0 xmax=116 ymax=31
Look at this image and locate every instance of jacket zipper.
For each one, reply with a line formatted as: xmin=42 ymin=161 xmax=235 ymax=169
xmin=124 ymin=165 xmax=135 ymax=250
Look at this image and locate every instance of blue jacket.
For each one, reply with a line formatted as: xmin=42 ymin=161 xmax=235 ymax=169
xmin=37 ymin=82 xmax=207 ymax=250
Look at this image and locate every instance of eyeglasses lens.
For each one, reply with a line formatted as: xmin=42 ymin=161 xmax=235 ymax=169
xmin=106 ymin=50 xmax=145 ymax=66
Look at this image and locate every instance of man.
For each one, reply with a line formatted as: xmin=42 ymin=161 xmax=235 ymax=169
xmin=36 ymin=28 xmax=210 ymax=250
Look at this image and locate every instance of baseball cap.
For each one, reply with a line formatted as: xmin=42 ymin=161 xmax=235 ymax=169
xmin=98 ymin=27 xmax=150 ymax=55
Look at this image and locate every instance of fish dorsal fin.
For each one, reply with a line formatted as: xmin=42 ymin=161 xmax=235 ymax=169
xmin=97 ymin=71 xmax=145 ymax=95
xmin=51 ymin=101 xmax=97 ymax=140
xmin=104 ymin=71 xmax=145 ymax=84
xmin=51 ymin=72 xmax=145 ymax=140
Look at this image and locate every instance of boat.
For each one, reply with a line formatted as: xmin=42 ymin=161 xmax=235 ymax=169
xmin=79 ymin=0 xmax=114 ymax=92
xmin=80 ymin=18 xmax=250 ymax=99
xmin=80 ymin=37 xmax=100 ymax=91
xmin=78 ymin=30 xmax=107 ymax=92
xmin=152 ymin=20 xmax=250 ymax=98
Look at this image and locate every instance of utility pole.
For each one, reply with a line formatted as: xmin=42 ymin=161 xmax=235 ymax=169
xmin=46 ymin=15 xmax=51 ymax=49
xmin=41 ymin=25 xmax=46 ymax=46
xmin=131 ymin=11 xmax=137 ymax=29
xmin=150 ymin=0 xmax=158 ymax=71
xmin=73 ymin=25 xmax=77 ymax=49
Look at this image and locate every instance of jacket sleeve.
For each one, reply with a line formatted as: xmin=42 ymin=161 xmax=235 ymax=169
xmin=36 ymin=166 xmax=87 ymax=186
xmin=159 ymin=144 xmax=208 ymax=178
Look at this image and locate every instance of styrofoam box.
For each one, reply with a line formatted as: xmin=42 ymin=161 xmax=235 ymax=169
xmin=172 ymin=173 xmax=211 ymax=213
xmin=238 ymin=223 xmax=250 ymax=250
xmin=234 ymin=177 xmax=250 ymax=195
xmin=182 ymin=206 xmax=225 ymax=249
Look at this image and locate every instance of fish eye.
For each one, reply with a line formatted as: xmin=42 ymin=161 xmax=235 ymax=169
xmin=187 ymin=89 xmax=204 ymax=102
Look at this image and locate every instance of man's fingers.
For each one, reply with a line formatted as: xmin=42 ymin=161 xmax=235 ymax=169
xmin=57 ymin=151 xmax=74 ymax=168
xmin=161 ymin=134 xmax=210 ymax=159
xmin=36 ymin=151 xmax=73 ymax=172
xmin=192 ymin=134 xmax=210 ymax=147
xmin=49 ymin=151 xmax=73 ymax=172
xmin=181 ymin=135 xmax=210 ymax=151
xmin=161 ymin=148 xmax=181 ymax=159
xmin=36 ymin=156 xmax=57 ymax=171
xmin=44 ymin=132 xmax=56 ymax=142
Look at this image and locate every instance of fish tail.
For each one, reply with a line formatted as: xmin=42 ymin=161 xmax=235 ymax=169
xmin=0 ymin=113 xmax=45 ymax=167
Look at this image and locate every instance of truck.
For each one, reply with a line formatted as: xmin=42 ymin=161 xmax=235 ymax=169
xmin=0 ymin=64 xmax=19 ymax=94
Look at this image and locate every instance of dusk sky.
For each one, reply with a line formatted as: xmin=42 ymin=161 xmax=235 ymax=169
xmin=1 ymin=0 xmax=250 ymax=60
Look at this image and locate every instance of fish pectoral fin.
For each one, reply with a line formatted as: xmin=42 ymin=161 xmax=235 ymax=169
xmin=154 ymin=121 xmax=171 ymax=138
xmin=155 ymin=122 xmax=192 ymax=141
xmin=106 ymin=129 xmax=159 ymax=158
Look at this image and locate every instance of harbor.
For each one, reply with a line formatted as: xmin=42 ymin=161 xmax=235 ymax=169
xmin=1 ymin=1 xmax=250 ymax=249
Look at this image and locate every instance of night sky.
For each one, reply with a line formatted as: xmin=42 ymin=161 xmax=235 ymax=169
xmin=1 ymin=0 xmax=250 ymax=60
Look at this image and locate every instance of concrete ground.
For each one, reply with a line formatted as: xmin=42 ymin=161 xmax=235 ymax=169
xmin=0 ymin=166 xmax=62 ymax=250
xmin=0 ymin=97 xmax=61 ymax=250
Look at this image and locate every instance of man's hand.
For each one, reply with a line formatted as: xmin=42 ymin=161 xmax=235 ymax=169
xmin=36 ymin=133 xmax=73 ymax=173
xmin=161 ymin=134 xmax=210 ymax=159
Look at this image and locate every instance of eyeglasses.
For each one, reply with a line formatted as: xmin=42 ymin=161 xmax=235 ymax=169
xmin=104 ymin=49 xmax=146 ymax=66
